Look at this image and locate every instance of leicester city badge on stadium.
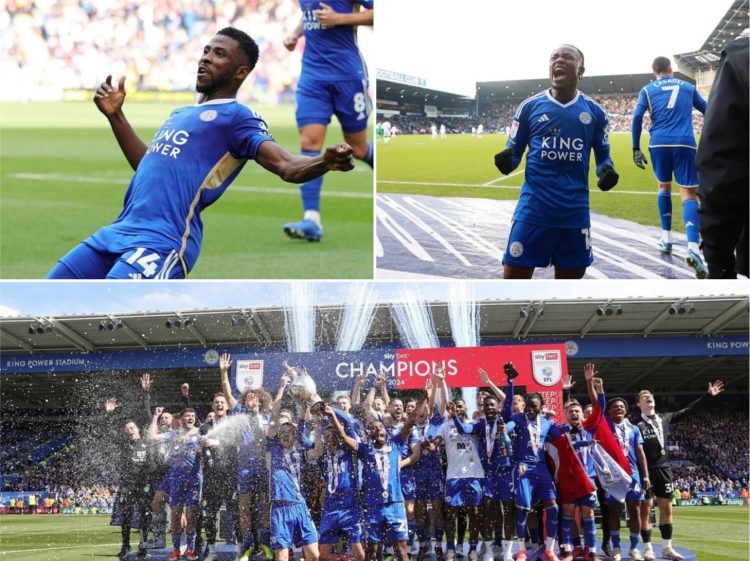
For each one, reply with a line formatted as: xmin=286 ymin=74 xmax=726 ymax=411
xmin=235 ymin=359 xmax=264 ymax=392
xmin=579 ymin=112 xmax=592 ymax=125
xmin=530 ymin=350 xmax=562 ymax=387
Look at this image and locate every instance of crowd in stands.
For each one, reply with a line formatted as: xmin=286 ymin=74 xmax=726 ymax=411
xmin=670 ymin=399 xmax=749 ymax=493
xmin=378 ymin=92 xmax=704 ymax=136
xmin=2 ymin=0 xmax=305 ymax=103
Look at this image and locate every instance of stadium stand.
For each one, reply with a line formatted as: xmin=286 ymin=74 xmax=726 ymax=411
xmin=1 ymin=0 xmax=302 ymax=103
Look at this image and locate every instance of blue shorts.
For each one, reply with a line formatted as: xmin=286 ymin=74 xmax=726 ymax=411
xmin=503 ymin=221 xmax=593 ymax=269
xmin=607 ymin=477 xmax=644 ymax=503
xmin=483 ymin=468 xmax=514 ymax=502
xmin=444 ymin=478 xmax=483 ymax=507
xmin=270 ymin=501 xmax=319 ymax=550
xmin=415 ymin=469 xmax=444 ymax=501
xmin=649 ymin=146 xmax=699 ymax=187
xmin=401 ymin=470 xmax=416 ymax=501
xmin=156 ymin=475 xmax=171 ymax=496
xmin=47 ymin=241 xmax=186 ymax=279
xmin=319 ymin=505 xmax=364 ymax=544
xmin=365 ymin=502 xmax=409 ymax=544
xmin=169 ymin=473 xmax=202 ymax=508
xmin=514 ymin=464 xmax=557 ymax=510
xmin=295 ymin=78 xmax=371 ymax=133
xmin=238 ymin=466 xmax=268 ymax=496
xmin=572 ymin=491 xmax=598 ymax=508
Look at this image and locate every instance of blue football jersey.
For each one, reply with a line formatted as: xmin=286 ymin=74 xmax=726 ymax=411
xmin=87 ymin=100 xmax=273 ymax=275
xmin=505 ymin=413 xmax=561 ymax=471
xmin=506 ymin=90 xmax=613 ymax=228
xmin=632 ymin=77 xmax=706 ymax=148
xmin=299 ymin=0 xmax=372 ymax=81
xmin=357 ymin=433 xmax=405 ymax=506
xmin=267 ymin=437 xmax=306 ymax=503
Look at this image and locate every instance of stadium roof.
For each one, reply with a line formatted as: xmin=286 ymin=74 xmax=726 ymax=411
xmin=674 ymin=0 xmax=749 ymax=71
xmin=377 ymin=80 xmax=474 ymax=108
xmin=1 ymin=295 xmax=747 ymax=410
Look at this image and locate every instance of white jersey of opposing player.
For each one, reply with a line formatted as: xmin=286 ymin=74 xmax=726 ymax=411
xmin=471 ymin=127 xmax=476 ymax=136
xmin=477 ymin=124 xmax=484 ymax=136
xmin=436 ymin=419 xmax=485 ymax=480
xmin=439 ymin=124 xmax=446 ymax=138
xmin=431 ymin=124 xmax=438 ymax=139
xmin=382 ymin=121 xmax=393 ymax=144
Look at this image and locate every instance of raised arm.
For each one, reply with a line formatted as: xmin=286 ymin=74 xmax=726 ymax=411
xmin=377 ymin=368 xmax=391 ymax=408
xmin=326 ymin=405 xmax=358 ymax=452
xmin=255 ymin=141 xmax=354 ymax=184
xmin=93 ymin=75 xmax=148 ymax=171
xmin=583 ymin=362 xmax=600 ymax=405
xmin=139 ymin=373 xmax=153 ymax=426
xmin=350 ymin=373 xmax=365 ymax=406
xmin=219 ymin=353 xmax=237 ymax=410
xmin=267 ymin=371 xmax=292 ymax=439
xmin=148 ymin=407 xmax=167 ymax=441
xmin=479 ymin=368 xmax=506 ymax=404
xmin=434 ymin=366 xmax=450 ymax=417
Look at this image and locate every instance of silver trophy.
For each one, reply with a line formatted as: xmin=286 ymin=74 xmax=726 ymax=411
xmin=285 ymin=361 xmax=325 ymax=414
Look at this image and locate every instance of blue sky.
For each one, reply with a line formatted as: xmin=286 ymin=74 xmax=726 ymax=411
xmin=0 ymin=280 xmax=745 ymax=317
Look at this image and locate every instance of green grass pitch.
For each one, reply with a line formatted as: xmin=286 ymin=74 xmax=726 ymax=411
xmin=376 ymin=132 xmax=694 ymax=232
xmin=0 ymin=102 xmax=373 ymax=279
xmin=0 ymin=506 xmax=747 ymax=560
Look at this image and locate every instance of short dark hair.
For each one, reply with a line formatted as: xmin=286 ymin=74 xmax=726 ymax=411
xmin=561 ymin=44 xmax=585 ymax=67
xmin=527 ymin=392 xmax=544 ymax=405
xmin=217 ymin=27 xmax=260 ymax=71
xmin=607 ymin=397 xmax=628 ymax=410
xmin=652 ymin=56 xmax=671 ymax=74
xmin=179 ymin=408 xmax=196 ymax=417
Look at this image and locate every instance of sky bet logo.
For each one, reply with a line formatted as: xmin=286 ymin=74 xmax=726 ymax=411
xmin=540 ymin=136 xmax=584 ymax=162
xmin=533 ymin=351 xmax=559 ymax=360
xmin=147 ymin=128 xmax=190 ymax=159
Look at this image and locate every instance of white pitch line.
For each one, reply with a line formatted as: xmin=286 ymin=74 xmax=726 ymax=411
xmin=376 ymin=206 xmax=434 ymax=262
xmin=481 ymin=168 xmax=525 ymax=186
xmin=379 ymin=196 xmax=472 ymax=266
xmin=0 ymin=542 xmax=121 ymax=555
xmin=7 ymin=173 xmax=370 ymax=199
xmin=379 ymin=178 xmax=685 ymax=198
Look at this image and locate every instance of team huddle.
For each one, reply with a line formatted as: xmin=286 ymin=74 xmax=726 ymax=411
xmin=106 ymin=356 xmax=725 ymax=561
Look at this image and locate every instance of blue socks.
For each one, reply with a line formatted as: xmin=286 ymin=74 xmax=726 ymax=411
xmin=364 ymin=140 xmax=373 ymax=167
xmin=300 ymin=149 xmax=323 ymax=212
xmin=682 ymin=199 xmax=700 ymax=244
xmin=583 ymin=517 xmax=596 ymax=550
xmin=658 ymin=189 xmax=672 ymax=231
xmin=544 ymin=504 xmax=559 ymax=540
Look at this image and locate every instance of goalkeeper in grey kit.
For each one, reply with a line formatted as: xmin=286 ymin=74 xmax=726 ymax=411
xmin=494 ymin=44 xmax=618 ymax=280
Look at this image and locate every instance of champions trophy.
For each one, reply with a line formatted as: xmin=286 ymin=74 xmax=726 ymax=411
xmin=285 ymin=361 xmax=325 ymax=414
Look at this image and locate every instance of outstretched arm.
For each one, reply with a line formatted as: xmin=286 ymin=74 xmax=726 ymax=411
xmin=479 ymin=368 xmax=506 ymax=405
xmin=219 ymin=353 xmax=237 ymax=410
xmin=326 ymin=405 xmax=358 ymax=452
xmin=94 ymin=75 xmax=148 ymax=171
xmin=351 ymin=373 xmax=365 ymax=406
xmin=255 ymin=140 xmax=354 ymax=183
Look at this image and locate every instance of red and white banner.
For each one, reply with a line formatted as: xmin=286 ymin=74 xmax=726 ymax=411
xmin=394 ymin=344 xmax=567 ymax=421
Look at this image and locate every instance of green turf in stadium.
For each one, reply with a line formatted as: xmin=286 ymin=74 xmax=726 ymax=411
xmin=0 ymin=102 xmax=373 ymax=279
xmin=376 ymin=132 xmax=695 ymax=234
xmin=0 ymin=506 xmax=746 ymax=560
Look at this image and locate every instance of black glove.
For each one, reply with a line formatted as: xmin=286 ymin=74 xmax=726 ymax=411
xmin=597 ymin=164 xmax=619 ymax=191
xmin=633 ymin=148 xmax=648 ymax=169
xmin=494 ymin=148 xmax=514 ymax=175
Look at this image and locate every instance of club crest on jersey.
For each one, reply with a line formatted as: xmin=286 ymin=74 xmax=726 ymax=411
xmin=200 ymin=110 xmax=218 ymax=122
xmin=510 ymin=120 xmax=519 ymax=140
xmin=509 ymin=241 xmax=524 ymax=258
xmin=579 ymin=111 xmax=592 ymax=125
